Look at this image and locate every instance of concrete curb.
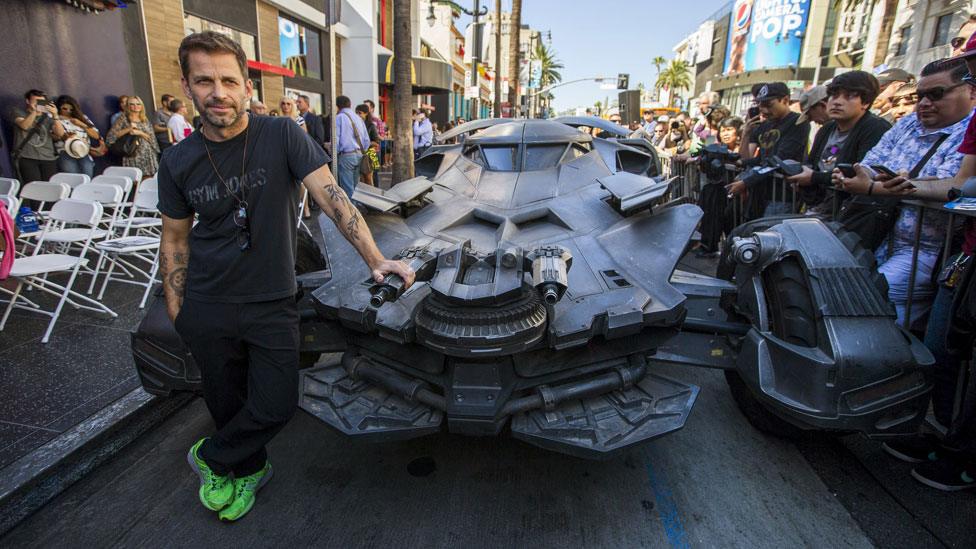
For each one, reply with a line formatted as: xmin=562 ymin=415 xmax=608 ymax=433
xmin=0 ymin=388 xmax=193 ymax=535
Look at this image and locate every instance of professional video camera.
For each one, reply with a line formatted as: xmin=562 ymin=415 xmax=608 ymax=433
xmin=698 ymin=143 xmax=740 ymax=180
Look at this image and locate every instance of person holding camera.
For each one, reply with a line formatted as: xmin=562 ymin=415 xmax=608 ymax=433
xmin=9 ymin=89 xmax=66 ymax=182
xmin=696 ymin=116 xmax=743 ymax=256
xmin=785 ymin=72 xmax=891 ymax=215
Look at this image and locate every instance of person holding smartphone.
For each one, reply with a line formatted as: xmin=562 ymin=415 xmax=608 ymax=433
xmin=726 ymin=82 xmax=810 ymax=220
xmin=786 ymin=72 xmax=891 ymax=214
xmin=9 ymin=89 xmax=66 ymax=182
xmin=832 ymin=57 xmax=976 ymax=328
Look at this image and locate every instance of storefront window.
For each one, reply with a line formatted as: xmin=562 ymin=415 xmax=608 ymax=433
xmin=284 ymin=87 xmax=323 ymax=115
xmin=279 ymin=17 xmax=322 ymax=79
xmin=184 ymin=14 xmax=257 ymax=60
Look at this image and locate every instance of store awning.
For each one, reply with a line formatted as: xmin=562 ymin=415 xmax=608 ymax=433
xmin=247 ymin=60 xmax=295 ymax=78
xmin=377 ymin=54 xmax=452 ymax=94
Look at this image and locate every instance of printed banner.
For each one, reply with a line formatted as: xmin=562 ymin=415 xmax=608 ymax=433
xmin=723 ymin=0 xmax=811 ymax=75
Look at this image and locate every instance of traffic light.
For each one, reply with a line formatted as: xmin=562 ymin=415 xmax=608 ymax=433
xmin=617 ymin=73 xmax=629 ymax=90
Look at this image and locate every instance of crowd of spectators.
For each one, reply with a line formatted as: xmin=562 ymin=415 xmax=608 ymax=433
xmin=628 ymin=33 xmax=976 ymax=492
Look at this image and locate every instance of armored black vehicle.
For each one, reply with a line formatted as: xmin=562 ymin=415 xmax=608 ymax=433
xmin=133 ymin=117 xmax=932 ymax=458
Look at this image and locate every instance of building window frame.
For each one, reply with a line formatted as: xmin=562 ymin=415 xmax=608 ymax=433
xmin=931 ymin=13 xmax=954 ymax=48
xmin=278 ymin=15 xmax=323 ymax=80
xmin=895 ymin=26 xmax=911 ymax=57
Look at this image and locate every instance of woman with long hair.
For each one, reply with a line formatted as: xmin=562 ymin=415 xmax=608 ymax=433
xmin=55 ymin=95 xmax=102 ymax=177
xmin=106 ymin=95 xmax=160 ymax=178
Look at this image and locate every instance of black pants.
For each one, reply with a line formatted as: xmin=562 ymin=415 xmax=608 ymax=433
xmin=175 ymin=296 xmax=300 ymax=476
xmin=17 ymin=157 xmax=58 ymax=182
xmin=698 ymin=182 xmax=730 ymax=252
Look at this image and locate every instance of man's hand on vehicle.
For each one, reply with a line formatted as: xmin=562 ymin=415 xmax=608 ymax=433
xmin=370 ymin=259 xmax=416 ymax=289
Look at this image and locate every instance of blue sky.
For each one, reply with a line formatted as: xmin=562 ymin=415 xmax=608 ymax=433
xmin=456 ymin=0 xmax=732 ymax=111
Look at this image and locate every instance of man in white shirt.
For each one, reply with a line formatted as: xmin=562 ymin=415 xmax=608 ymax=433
xmin=167 ymin=99 xmax=194 ymax=143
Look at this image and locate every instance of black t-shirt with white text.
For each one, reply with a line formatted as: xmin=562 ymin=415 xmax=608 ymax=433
xmin=157 ymin=115 xmax=329 ymax=303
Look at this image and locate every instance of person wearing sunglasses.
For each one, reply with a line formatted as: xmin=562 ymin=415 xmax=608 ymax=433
xmin=833 ymin=57 xmax=976 ymax=332
xmin=156 ymin=31 xmax=415 ymax=522
xmin=875 ymin=34 xmax=976 ymax=493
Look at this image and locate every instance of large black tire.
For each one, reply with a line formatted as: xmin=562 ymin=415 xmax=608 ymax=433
xmin=296 ymin=228 xmax=327 ymax=369
xmin=724 ymin=219 xmax=884 ymax=439
xmin=716 ymin=214 xmax=805 ymax=280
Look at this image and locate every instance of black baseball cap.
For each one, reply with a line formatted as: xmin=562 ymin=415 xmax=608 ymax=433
xmin=754 ymin=82 xmax=790 ymax=102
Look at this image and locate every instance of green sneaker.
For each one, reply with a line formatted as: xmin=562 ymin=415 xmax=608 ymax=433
xmin=218 ymin=462 xmax=273 ymax=522
xmin=186 ymin=438 xmax=234 ymax=511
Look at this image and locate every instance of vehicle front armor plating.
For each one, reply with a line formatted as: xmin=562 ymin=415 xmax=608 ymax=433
xmin=132 ymin=118 xmax=932 ymax=459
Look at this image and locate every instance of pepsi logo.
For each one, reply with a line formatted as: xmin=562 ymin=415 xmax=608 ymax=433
xmin=734 ymin=1 xmax=752 ymax=29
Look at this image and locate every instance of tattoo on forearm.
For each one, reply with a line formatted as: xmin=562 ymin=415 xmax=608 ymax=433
xmin=162 ymin=251 xmax=189 ymax=297
xmin=168 ymin=268 xmax=188 ymax=297
xmin=345 ymin=213 xmax=360 ymax=241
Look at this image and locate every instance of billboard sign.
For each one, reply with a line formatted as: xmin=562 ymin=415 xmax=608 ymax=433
xmin=723 ymin=0 xmax=811 ymax=75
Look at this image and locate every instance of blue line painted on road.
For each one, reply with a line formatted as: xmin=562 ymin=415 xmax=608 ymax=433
xmin=645 ymin=460 xmax=691 ymax=549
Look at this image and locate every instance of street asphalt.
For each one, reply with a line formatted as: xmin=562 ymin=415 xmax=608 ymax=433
xmin=3 ymin=354 xmax=971 ymax=548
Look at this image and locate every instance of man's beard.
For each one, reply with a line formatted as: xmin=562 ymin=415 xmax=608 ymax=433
xmin=194 ymin=96 xmax=246 ymax=128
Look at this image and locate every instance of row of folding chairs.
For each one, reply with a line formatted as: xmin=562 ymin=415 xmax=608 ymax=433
xmin=0 ymin=168 xmax=160 ymax=343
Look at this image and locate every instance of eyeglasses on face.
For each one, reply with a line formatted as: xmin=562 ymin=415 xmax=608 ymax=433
xmin=951 ymin=36 xmax=967 ymax=49
xmin=915 ymin=82 xmax=967 ymax=102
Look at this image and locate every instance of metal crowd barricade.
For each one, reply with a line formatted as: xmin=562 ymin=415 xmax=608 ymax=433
xmin=657 ymin=151 xmax=704 ymax=204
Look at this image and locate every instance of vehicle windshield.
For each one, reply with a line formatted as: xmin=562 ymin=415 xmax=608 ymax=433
xmin=523 ymin=144 xmax=567 ymax=171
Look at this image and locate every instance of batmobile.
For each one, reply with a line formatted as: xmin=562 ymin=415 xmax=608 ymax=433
xmin=132 ymin=117 xmax=933 ymax=458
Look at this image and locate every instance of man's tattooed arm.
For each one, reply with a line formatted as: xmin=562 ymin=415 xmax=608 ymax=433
xmin=303 ymin=167 xmax=382 ymax=263
xmin=301 ymin=166 xmax=417 ymax=290
xmin=160 ymin=215 xmax=193 ymax=322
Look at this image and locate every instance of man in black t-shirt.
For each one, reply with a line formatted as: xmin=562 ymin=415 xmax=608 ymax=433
xmin=158 ymin=31 xmax=414 ymax=522
xmin=727 ymin=82 xmax=810 ymax=219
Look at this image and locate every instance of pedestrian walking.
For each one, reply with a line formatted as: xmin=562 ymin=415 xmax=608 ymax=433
xmin=153 ymin=93 xmax=175 ymax=151
xmin=334 ymin=95 xmax=369 ymax=197
xmin=156 ymin=31 xmax=414 ymax=522
xmin=355 ymin=104 xmax=380 ymax=186
xmin=166 ymin=99 xmax=194 ymax=144
xmin=413 ymin=109 xmax=433 ymax=158
xmin=296 ymin=94 xmax=325 ymax=147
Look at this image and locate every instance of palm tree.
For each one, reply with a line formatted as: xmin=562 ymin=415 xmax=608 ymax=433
xmin=392 ymin=0 xmax=414 ymax=183
xmin=593 ymin=100 xmax=602 ymax=116
xmin=534 ymin=42 xmax=563 ymax=89
xmin=652 ymin=56 xmax=667 ymax=78
xmin=507 ymin=0 xmax=522 ymax=114
xmin=655 ymin=59 xmax=693 ymax=107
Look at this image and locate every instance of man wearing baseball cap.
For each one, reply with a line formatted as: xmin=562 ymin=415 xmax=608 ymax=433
xmin=795 ymin=85 xmax=829 ymax=126
xmin=727 ymin=82 xmax=809 ymax=219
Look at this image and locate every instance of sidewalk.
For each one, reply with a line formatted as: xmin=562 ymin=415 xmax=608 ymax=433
xmin=0 ymin=279 xmax=148 ymax=469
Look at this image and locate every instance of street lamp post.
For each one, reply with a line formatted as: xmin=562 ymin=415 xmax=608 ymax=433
xmin=426 ymin=0 xmax=488 ymax=119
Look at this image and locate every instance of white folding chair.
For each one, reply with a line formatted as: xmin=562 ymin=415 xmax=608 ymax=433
xmin=0 ymin=195 xmax=19 ymax=218
xmin=103 ymin=166 xmax=142 ymax=184
xmin=89 ymin=175 xmax=133 ymax=230
xmin=114 ymin=177 xmax=161 ymax=234
xmin=50 ymin=172 xmax=91 ymax=189
xmin=16 ymin=181 xmax=71 ymax=253
xmin=0 ymin=195 xmax=40 ymax=309
xmin=0 ymin=199 xmax=117 ymax=343
xmin=94 ymin=184 xmax=162 ymax=306
xmin=0 ymin=177 xmax=20 ymax=197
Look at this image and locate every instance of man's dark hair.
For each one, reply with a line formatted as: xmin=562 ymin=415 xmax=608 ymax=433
xmin=178 ymin=31 xmax=248 ymax=80
xmin=161 ymin=93 xmax=174 ymax=104
xmin=169 ymin=99 xmax=184 ymax=111
xmin=336 ymin=95 xmax=351 ymax=109
xmin=920 ymin=57 xmax=969 ymax=82
xmin=826 ymin=70 xmax=881 ymax=105
xmin=355 ymin=104 xmax=369 ymax=114
xmin=24 ymin=89 xmax=45 ymax=101
xmin=298 ymin=94 xmax=310 ymax=103
xmin=364 ymin=99 xmax=375 ymax=109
